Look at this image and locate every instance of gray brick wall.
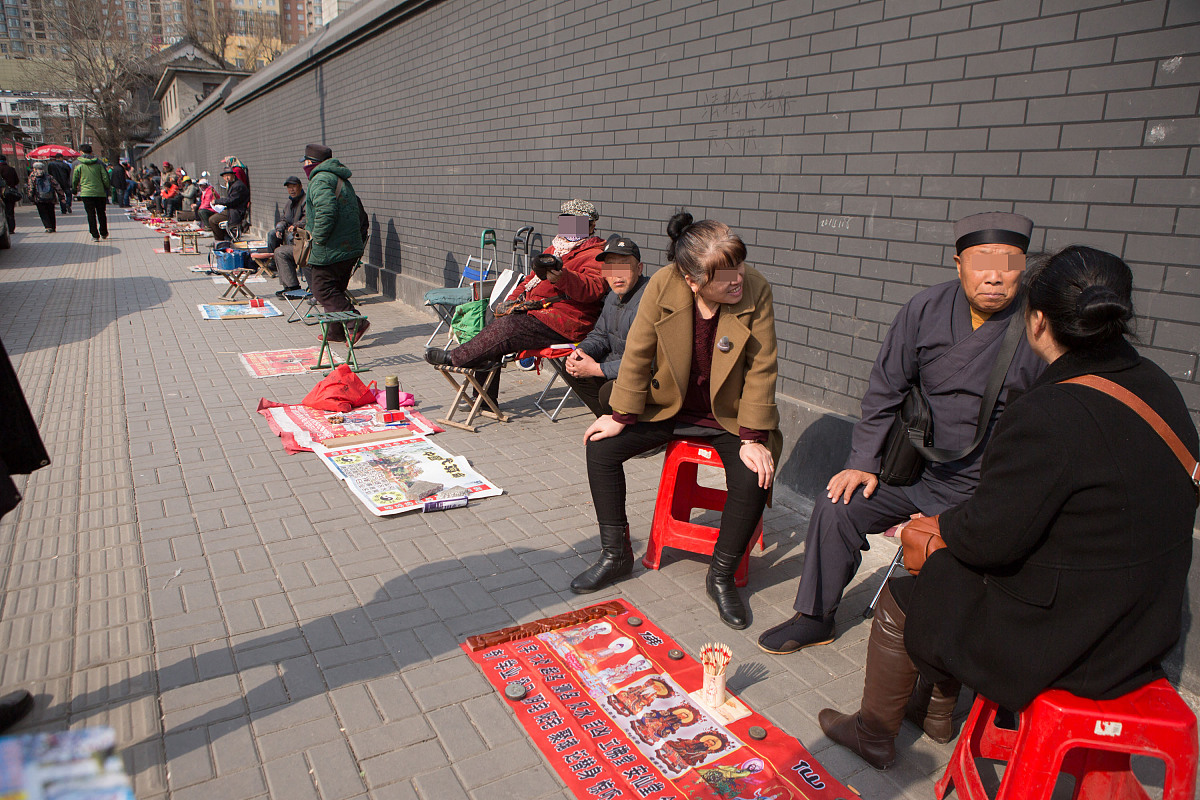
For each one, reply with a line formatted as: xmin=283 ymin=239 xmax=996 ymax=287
xmin=146 ymin=0 xmax=1200 ymax=688
xmin=148 ymin=0 xmax=1200 ymax=428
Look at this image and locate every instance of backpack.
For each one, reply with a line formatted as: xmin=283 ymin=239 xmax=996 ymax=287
xmin=34 ymin=175 xmax=52 ymax=202
xmin=334 ymin=177 xmax=370 ymax=244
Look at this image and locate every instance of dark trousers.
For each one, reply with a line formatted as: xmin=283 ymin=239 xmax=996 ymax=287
xmin=587 ymin=421 xmax=769 ymax=557
xmin=59 ymin=191 xmax=72 ymax=214
xmin=81 ymin=196 xmax=108 ymax=238
xmin=560 ymin=372 xmax=612 ymax=417
xmin=310 ymin=257 xmax=361 ymax=340
xmin=4 ymin=195 xmax=17 ymax=232
xmin=209 ymin=211 xmax=230 ymax=240
xmin=35 ymin=202 xmax=56 ymax=231
xmin=791 ymin=480 xmax=920 ymax=617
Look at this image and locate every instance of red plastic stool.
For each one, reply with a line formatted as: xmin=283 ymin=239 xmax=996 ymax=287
xmin=936 ymin=678 xmax=1197 ymax=800
xmin=642 ymin=438 xmax=765 ymax=588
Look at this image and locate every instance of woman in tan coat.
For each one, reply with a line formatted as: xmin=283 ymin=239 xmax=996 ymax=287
xmin=570 ymin=213 xmax=781 ymax=629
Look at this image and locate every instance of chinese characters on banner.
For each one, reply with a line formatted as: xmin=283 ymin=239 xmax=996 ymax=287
xmin=463 ymin=600 xmax=852 ymax=800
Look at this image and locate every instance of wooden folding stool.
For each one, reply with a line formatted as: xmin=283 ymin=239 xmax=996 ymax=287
xmin=434 ymin=363 xmax=506 ymax=432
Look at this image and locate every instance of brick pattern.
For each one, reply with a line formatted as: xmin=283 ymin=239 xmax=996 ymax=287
xmin=149 ymin=0 xmax=1200 ymax=422
xmin=0 ymin=206 xmax=937 ymax=796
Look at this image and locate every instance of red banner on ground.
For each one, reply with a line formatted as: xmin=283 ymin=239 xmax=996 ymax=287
xmin=463 ymin=600 xmax=855 ymax=800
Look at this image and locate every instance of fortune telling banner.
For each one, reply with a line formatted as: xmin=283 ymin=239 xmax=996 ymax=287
xmin=463 ymin=600 xmax=855 ymax=800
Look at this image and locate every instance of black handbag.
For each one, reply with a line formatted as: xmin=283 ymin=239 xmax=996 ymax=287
xmin=879 ymin=305 xmax=1026 ymax=486
xmin=879 ymin=384 xmax=934 ymax=486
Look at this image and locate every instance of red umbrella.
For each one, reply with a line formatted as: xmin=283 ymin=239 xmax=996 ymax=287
xmin=27 ymin=144 xmax=82 ymax=159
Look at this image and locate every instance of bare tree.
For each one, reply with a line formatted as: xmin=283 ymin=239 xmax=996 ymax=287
xmin=182 ymin=0 xmax=236 ymax=68
xmin=231 ymin=8 xmax=283 ymax=69
xmin=34 ymin=0 xmax=157 ymax=161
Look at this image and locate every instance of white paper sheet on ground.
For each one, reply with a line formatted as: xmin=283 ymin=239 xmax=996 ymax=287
xmin=313 ymin=434 xmax=502 ymax=516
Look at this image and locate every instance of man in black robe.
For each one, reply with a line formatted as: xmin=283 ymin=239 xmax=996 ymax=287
xmin=759 ymin=212 xmax=1045 ymax=654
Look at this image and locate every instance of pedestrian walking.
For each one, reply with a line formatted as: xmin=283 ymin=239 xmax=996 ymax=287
xmin=46 ymin=155 xmax=73 ymax=215
xmin=26 ymin=162 xmax=65 ymax=232
xmin=0 ymin=156 xmax=20 ymax=233
xmin=71 ymin=144 xmax=110 ymax=241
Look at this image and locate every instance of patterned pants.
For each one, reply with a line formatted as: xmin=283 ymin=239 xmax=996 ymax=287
xmin=449 ymin=313 xmax=560 ymax=368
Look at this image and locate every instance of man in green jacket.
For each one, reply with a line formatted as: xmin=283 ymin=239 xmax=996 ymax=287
xmin=71 ymin=144 xmax=110 ymax=241
xmin=302 ymin=144 xmax=368 ymax=344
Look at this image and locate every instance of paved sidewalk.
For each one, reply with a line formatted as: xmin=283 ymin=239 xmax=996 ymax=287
xmin=0 ymin=204 xmax=947 ymax=799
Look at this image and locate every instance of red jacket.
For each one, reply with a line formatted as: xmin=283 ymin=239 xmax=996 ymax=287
xmin=161 ymin=182 xmax=179 ymax=199
xmin=508 ymin=237 xmax=607 ymax=341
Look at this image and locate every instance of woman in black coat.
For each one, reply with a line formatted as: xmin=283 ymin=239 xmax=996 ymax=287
xmin=818 ymin=245 xmax=1198 ymax=770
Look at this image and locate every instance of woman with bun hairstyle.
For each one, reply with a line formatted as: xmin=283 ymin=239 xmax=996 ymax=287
xmin=570 ymin=212 xmax=781 ymax=630
xmin=818 ymin=245 xmax=1198 ymax=770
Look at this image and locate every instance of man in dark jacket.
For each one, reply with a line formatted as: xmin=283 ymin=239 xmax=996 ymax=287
xmin=46 ymin=155 xmax=73 ymax=214
xmin=70 ymin=144 xmax=110 ymax=241
xmin=270 ymin=176 xmax=307 ymax=294
xmin=758 ymin=212 xmax=1046 ymax=655
xmin=302 ymin=144 xmax=368 ymax=343
xmin=208 ymin=167 xmax=249 ymax=241
xmin=108 ymin=160 xmax=129 ymax=208
xmin=561 ymin=234 xmax=649 ymax=416
xmin=0 ymin=155 xmax=21 ymax=232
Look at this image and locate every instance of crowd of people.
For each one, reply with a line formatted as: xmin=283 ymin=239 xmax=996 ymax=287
xmin=421 ymin=196 xmax=1196 ymax=769
xmin=0 ymin=141 xmax=1195 ymax=772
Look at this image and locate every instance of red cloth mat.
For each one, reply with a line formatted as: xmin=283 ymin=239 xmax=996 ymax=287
xmin=463 ymin=600 xmax=854 ymax=799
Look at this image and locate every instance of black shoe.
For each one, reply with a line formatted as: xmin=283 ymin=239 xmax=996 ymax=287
xmin=757 ymin=612 xmax=835 ymax=654
xmin=424 ymin=347 xmax=454 ymax=367
xmin=0 ymin=690 xmax=34 ymax=734
xmin=275 ymin=286 xmax=300 ymax=297
xmin=570 ymin=524 xmax=634 ymax=593
xmin=706 ymin=550 xmax=750 ymax=629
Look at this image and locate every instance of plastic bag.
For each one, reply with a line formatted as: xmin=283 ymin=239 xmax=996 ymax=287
xmin=451 ymin=298 xmax=486 ymax=343
xmin=301 ymin=364 xmax=377 ymax=412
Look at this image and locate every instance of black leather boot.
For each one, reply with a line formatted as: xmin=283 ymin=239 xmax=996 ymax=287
xmin=818 ymin=584 xmax=917 ymax=769
xmin=570 ymin=524 xmax=633 ymax=594
xmin=706 ymin=550 xmax=750 ymax=629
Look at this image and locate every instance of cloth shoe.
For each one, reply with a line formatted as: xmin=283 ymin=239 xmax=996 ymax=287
xmin=348 ymin=319 xmax=370 ymax=345
xmin=570 ymin=524 xmax=633 ymax=593
xmin=757 ymin=612 xmax=835 ymax=654
xmin=0 ymin=690 xmax=33 ymax=734
xmin=424 ymin=347 xmax=454 ymax=366
xmin=905 ymin=676 xmax=962 ymax=743
xmin=817 ymin=584 xmax=917 ymax=770
xmin=706 ymin=549 xmax=750 ymax=629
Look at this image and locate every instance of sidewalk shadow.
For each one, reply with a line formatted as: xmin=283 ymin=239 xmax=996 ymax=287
xmin=0 ymin=275 xmax=171 ymax=356
xmin=54 ymin=546 xmax=575 ymax=779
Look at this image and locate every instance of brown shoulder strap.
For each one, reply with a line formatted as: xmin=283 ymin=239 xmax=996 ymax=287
xmin=1060 ymin=374 xmax=1199 ymax=487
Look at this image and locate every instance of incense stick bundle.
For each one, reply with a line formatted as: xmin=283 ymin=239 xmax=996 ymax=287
xmin=700 ymin=642 xmax=732 ymax=708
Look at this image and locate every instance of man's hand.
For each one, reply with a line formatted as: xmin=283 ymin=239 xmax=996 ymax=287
xmin=566 ymin=349 xmax=603 ymax=378
xmin=546 ymin=268 xmax=563 ymax=284
xmin=740 ymin=442 xmax=775 ymax=489
xmin=826 ymin=469 xmax=879 ymax=504
xmin=584 ymin=415 xmax=626 ymax=444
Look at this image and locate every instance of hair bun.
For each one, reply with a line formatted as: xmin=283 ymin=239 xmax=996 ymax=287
xmin=1075 ymin=284 xmax=1132 ymax=335
xmin=666 ymin=211 xmax=694 ymax=242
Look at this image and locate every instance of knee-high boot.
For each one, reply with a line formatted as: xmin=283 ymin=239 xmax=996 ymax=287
xmin=570 ymin=524 xmax=633 ymax=594
xmin=906 ymin=676 xmax=962 ymax=743
xmin=706 ymin=549 xmax=749 ymax=630
xmin=818 ymin=583 xmax=917 ymax=769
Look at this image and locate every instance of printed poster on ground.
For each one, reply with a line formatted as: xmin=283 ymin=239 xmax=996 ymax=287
xmin=316 ymin=434 xmax=502 ymax=515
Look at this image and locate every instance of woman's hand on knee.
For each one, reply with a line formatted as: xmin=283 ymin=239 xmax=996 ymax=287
xmin=740 ymin=442 xmax=775 ymax=489
xmin=584 ymin=415 xmax=626 ymax=444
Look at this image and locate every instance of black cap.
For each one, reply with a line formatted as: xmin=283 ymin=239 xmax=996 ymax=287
xmin=598 ymin=234 xmax=641 ymax=262
xmin=283 ymin=175 xmax=302 ymax=186
xmin=302 ymin=144 xmax=332 ymax=163
xmin=80 ymin=143 xmax=93 ymax=154
xmin=219 ymin=167 xmax=235 ymax=176
xmin=953 ymin=212 xmax=1034 ymax=254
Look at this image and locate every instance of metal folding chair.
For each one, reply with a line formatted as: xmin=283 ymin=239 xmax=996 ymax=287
xmin=517 ymin=346 xmax=578 ymax=422
xmin=863 ymin=527 xmax=905 ymax=619
xmin=424 ymin=229 xmax=497 ymax=347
